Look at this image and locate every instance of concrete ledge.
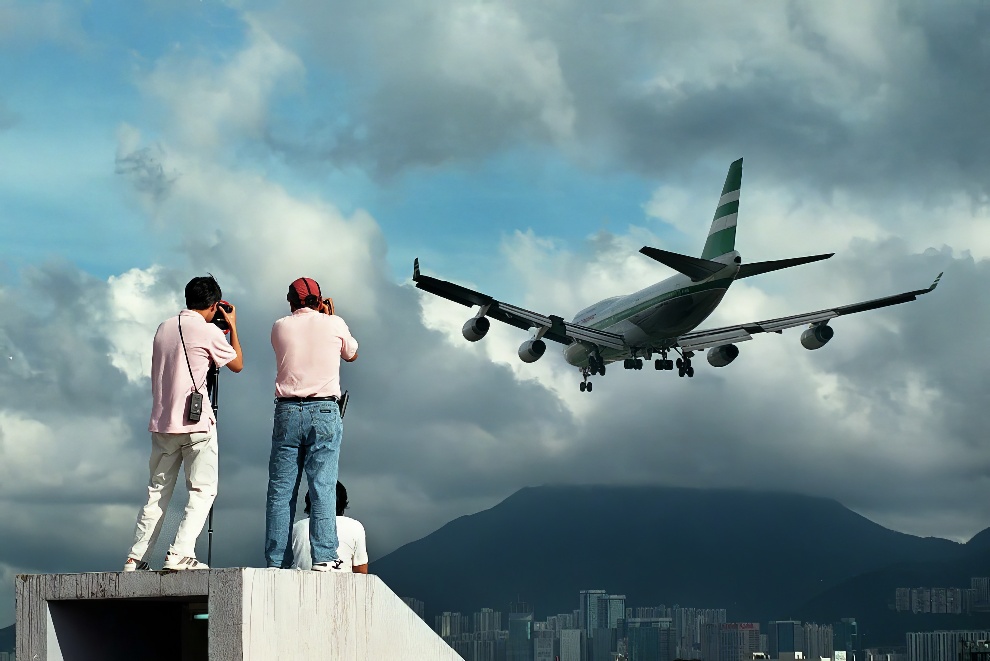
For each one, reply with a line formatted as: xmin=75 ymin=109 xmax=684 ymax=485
xmin=16 ymin=568 xmax=460 ymax=661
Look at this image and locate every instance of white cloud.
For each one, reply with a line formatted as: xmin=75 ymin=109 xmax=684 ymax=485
xmin=105 ymin=266 xmax=180 ymax=383
xmin=142 ymin=17 xmax=304 ymax=150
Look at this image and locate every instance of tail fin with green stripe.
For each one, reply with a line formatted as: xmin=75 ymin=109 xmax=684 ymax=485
xmin=701 ymin=158 xmax=742 ymax=259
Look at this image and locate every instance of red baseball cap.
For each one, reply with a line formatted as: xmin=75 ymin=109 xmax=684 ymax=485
xmin=289 ymin=277 xmax=322 ymax=306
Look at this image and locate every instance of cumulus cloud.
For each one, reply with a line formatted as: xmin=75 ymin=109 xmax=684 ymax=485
xmin=141 ymin=17 xmax=304 ymax=151
xmin=262 ymin=0 xmax=575 ymax=175
xmin=2 ymin=0 xmax=988 ymax=629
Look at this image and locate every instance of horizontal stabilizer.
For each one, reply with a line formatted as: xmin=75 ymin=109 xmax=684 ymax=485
xmin=639 ymin=247 xmax=725 ymax=282
xmin=736 ymin=253 xmax=834 ymax=279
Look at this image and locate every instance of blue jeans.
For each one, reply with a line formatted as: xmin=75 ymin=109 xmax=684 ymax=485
xmin=265 ymin=400 xmax=342 ymax=568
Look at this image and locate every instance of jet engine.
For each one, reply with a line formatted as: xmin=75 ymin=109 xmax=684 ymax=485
xmin=462 ymin=317 xmax=491 ymax=342
xmin=518 ymin=339 xmax=547 ymax=363
xmin=800 ymin=323 xmax=834 ymax=350
xmin=707 ymin=344 xmax=739 ymax=367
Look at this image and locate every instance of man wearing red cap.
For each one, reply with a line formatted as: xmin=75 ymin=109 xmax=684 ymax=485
xmin=266 ymin=277 xmax=358 ymax=571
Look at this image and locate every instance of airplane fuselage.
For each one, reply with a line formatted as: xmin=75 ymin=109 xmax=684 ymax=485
xmin=562 ymin=251 xmax=741 ymax=367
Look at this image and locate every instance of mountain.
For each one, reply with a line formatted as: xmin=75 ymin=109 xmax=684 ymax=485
xmin=795 ymin=539 xmax=990 ymax=645
xmin=0 ymin=623 xmax=13 ymax=654
xmin=373 ymin=485 xmax=964 ymax=628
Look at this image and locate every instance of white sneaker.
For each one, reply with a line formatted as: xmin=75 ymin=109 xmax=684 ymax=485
xmin=163 ymin=552 xmax=209 ymax=571
xmin=123 ymin=558 xmax=150 ymax=572
xmin=312 ymin=559 xmax=345 ymax=572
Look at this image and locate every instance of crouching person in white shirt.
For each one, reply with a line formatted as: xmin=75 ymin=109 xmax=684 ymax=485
xmin=292 ymin=481 xmax=368 ymax=573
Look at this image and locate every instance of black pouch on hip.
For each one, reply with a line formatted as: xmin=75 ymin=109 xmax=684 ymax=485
xmin=187 ymin=391 xmax=204 ymax=423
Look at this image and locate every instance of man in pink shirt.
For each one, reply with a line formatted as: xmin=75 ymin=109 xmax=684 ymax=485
xmin=124 ymin=276 xmax=244 ymax=571
xmin=266 ymin=277 xmax=358 ymax=571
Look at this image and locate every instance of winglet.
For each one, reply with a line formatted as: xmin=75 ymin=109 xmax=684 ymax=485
xmin=927 ymin=272 xmax=943 ymax=292
xmin=413 ymin=258 xmax=421 ymax=282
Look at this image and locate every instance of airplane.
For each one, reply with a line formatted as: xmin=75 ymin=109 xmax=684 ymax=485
xmin=412 ymin=158 xmax=942 ymax=392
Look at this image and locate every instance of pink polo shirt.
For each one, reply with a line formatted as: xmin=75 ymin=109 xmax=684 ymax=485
xmin=271 ymin=308 xmax=358 ymax=399
xmin=148 ymin=310 xmax=237 ymax=433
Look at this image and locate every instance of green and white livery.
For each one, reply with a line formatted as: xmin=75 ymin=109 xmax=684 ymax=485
xmin=413 ymin=158 xmax=942 ymax=393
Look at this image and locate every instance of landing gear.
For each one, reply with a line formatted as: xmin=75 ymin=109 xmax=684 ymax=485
xmin=588 ymin=352 xmax=606 ymax=376
xmin=579 ymin=367 xmax=594 ymax=393
xmin=623 ymin=358 xmax=644 ymax=370
xmin=654 ymin=350 xmax=674 ymax=371
xmin=676 ymin=353 xmax=695 ymax=378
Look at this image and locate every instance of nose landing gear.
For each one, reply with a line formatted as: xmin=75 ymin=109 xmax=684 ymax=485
xmin=579 ymin=367 xmax=594 ymax=392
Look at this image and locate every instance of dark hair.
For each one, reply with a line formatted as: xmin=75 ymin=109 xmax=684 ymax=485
xmin=185 ymin=275 xmax=222 ymax=310
xmin=304 ymin=481 xmax=349 ymax=517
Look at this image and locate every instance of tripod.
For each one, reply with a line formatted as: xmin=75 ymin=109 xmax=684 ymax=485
xmin=205 ymin=363 xmax=220 ymax=566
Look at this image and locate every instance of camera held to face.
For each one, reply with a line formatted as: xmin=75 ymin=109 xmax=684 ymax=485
xmin=213 ymin=301 xmax=234 ymax=332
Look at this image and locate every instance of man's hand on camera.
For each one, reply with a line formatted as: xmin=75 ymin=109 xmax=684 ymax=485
xmin=219 ymin=303 xmax=237 ymax=328
xmin=320 ymin=298 xmax=335 ymax=315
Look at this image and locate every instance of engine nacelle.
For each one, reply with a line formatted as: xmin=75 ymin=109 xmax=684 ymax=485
xmin=707 ymin=344 xmax=740 ymax=367
xmin=518 ymin=339 xmax=547 ymax=363
xmin=800 ymin=324 xmax=834 ymax=350
xmin=462 ymin=317 xmax=491 ymax=342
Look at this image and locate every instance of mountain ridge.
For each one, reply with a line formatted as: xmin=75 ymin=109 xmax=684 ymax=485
xmin=373 ymin=484 xmax=978 ymax=638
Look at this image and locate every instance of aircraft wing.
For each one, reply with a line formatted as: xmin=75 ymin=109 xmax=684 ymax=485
xmin=675 ymin=273 xmax=943 ymax=352
xmin=412 ymin=259 xmax=627 ymax=349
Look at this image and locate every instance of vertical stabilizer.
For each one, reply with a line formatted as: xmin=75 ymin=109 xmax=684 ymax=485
xmin=701 ymin=158 xmax=743 ymax=259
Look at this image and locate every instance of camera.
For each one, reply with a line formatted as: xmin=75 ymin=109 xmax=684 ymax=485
xmin=213 ymin=300 xmax=233 ymax=332
xmin=322 ymin=298 xmax=335 ymax=315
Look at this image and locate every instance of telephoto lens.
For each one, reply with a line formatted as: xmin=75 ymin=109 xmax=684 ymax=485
xmin=213 ymin=301 xmax=233 ymax=332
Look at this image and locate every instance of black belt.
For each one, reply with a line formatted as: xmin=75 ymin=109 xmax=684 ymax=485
xmin=276 ymin=396 xmax=339 ymax=403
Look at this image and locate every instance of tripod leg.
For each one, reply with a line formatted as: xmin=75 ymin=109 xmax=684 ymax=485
xmin=207 ymin=506 xmax=214 ymax=566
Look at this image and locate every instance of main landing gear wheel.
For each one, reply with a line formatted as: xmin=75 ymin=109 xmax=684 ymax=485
xmin=588 ymin=353 xmax=606 ymax=376
xmin=654 ymin=359 xmax=674 ymax=370
xmin=623 ymin=358 xmax=644 ymax=370
xmin=677 ymin=357 xmax=695 ymax=378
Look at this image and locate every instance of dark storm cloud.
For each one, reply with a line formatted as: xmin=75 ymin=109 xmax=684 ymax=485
xmin=265 ymin=1 xmax=990 ymax=207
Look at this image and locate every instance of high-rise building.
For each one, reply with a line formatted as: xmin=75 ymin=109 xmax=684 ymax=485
xmin=802 ymin=623 xmax=833 ymax=660
xmin=907 ymin=630 xmax=990 ymax=661
xmin=590 ymin=627 xmax=616 ymax=661
xmin=704 ymin=623 xmax=762 ymax=661
xmin=580 ymin=590 xmax=608 ymax=637
xmin=435 ymin=611 xmax=469 ymax=638
xmin=560 ymin=629 xmax=584 ymax=661
xmin=533 ymin=632 xmax=555 ymax=661
xmin=607 ymin=595 xmax=627 ymax=629
xmin=833 ymin=618 xmax=859 ymax=657
xmin=402 ymin=597 xmax=426 ymax=620
xmin=767 ymin=621 xmax=804 ymax=658
xmin=474 ymin=608 xmax=502 ymax=633
xmin=508 ymin=603 xmax=535 ymax=661
xmin=972 ymin=578 xmax=990 ymax=610
xmin=675 ymin=607 xmax=726 ymax=658
xmin=627 ymin=617 xmax=676 ymax=661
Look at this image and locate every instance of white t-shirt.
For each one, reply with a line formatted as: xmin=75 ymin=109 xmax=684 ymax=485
xmin=291 ymin=516 xmax=368 ymax=571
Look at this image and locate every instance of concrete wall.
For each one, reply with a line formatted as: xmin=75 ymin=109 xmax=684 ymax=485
xmin=16 ymin=569 xmax=462 ymax=661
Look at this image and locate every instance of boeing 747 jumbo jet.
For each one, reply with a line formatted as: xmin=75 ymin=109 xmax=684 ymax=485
xmin=413 ymin=158 xmax=942 ymax=392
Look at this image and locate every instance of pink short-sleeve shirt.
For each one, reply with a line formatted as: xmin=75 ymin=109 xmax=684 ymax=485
xmin=148 ymin=310 xmax=237 ymax=433
xmin=271 ymin=308 xmax=358 ymax=399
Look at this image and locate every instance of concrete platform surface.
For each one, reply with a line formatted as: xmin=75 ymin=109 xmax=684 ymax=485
xmin=17 ymin=568 xmax=461 ymax=661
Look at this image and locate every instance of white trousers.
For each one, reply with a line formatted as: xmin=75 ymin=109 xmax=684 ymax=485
xmin=128 ymin=429 xmax=218 ymax=560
